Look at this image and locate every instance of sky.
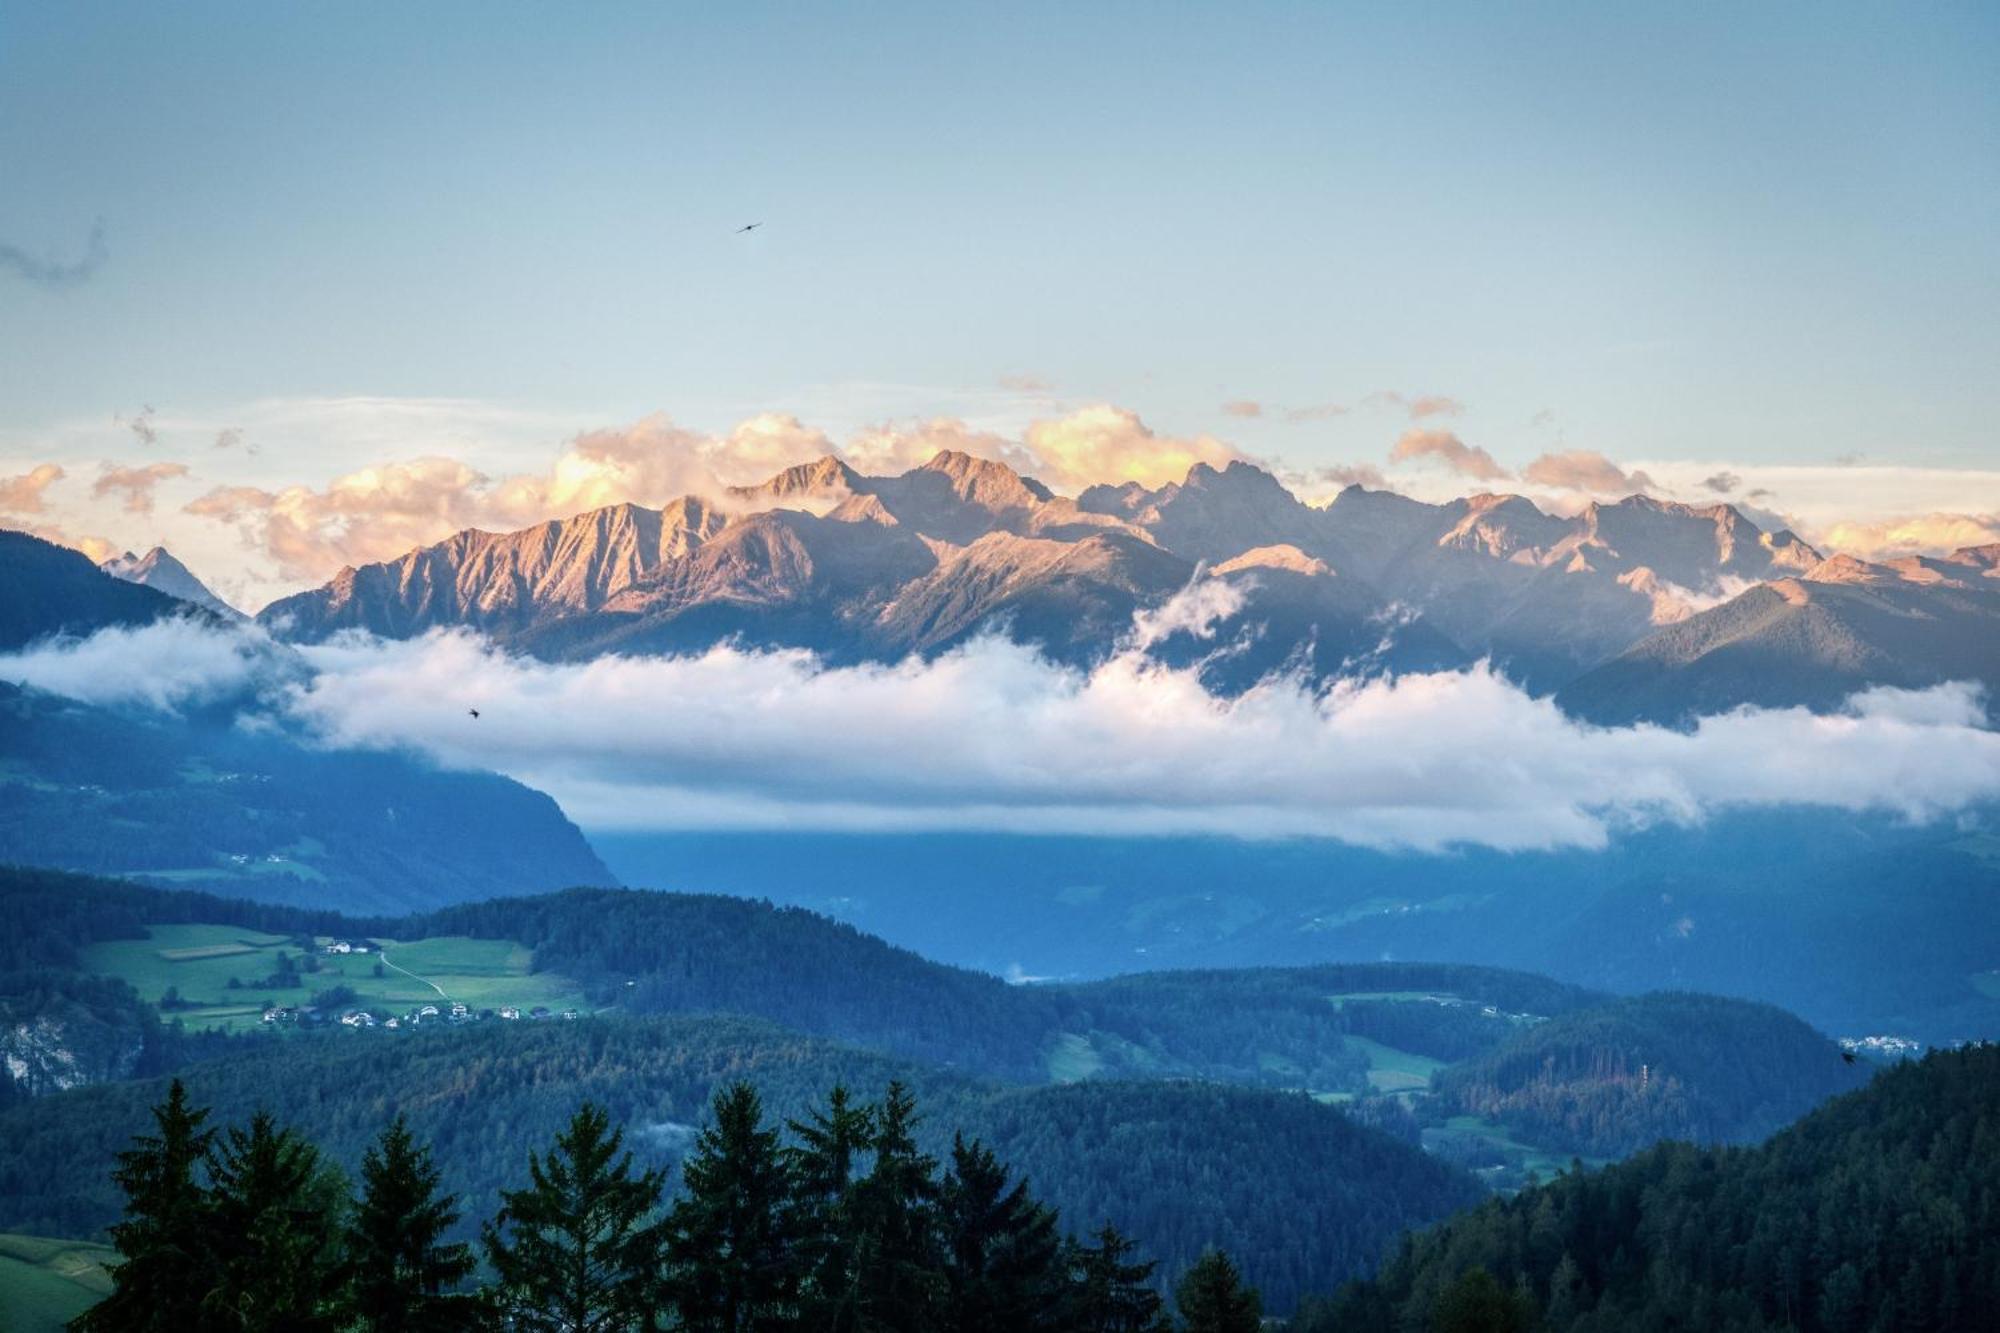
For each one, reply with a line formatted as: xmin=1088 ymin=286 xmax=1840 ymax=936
xmin=2 ymin=2 xmax=1998 ymax=609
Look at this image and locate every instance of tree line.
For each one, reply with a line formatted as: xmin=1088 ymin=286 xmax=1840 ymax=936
xmin=73 ymin=1077 xmax=1266 ymax=1333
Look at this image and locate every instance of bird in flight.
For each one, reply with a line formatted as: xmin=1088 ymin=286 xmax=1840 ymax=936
xmin=468 ymin=708 xmax=480 ymax=720
xmin=1841 ymin=1050 xmax=1857 ymax=1064
xmin=735 ymin=222 xmax=761 ymax=234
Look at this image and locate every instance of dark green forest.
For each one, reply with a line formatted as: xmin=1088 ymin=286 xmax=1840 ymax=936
xmin=0 ymin=1013 xmax=1480 ymax=1313
xmin=73 ymin=1075 xmax=1258 ymax=1331
xmin=1430 ymin=991 xmax=1868 ymax=1157
xmin=1295 ymin=1042 xmax=2000 ymax=1333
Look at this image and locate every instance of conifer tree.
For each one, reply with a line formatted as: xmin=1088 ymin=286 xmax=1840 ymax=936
xmin=1068 ymin=1225 xmax=1170 ymax=1333
xmin=847 ymin=1081 xmax=944 ymax=1332
xmin=664 ymin=1083 xmax=796 ymax=1331
xmin=202 ymin=1109 xmax=345 ymax=1332
xmin=483 ymin=1103 xmax=666 ymax=1333
xmin=937 ymin=1134 xmax=1066 ymax=1332
xmin=784 ymin=1085 xmax=875 ymax=1331
xmin=1173 ymin=1250 xmax=1261 ymax=1333
xmin=72 ymin=1079 xmax=217 ymax=1333
xmin=342 ymin=1115 xmax=481 ymax=1332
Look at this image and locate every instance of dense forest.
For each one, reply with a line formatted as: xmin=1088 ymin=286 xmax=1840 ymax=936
xmin=0 ymin=869 xmax=1875 ymax=1169
xmin=1429 ymin=992 xmax=1868 ymax=1157
xmin=1295 ymin=1042 xmax=2000 ymax=1332
xmin=72 ymin=1075 xmax=1275 ymax=1331
xmin=0 ymin=1013 xmax=1480 ymax=1313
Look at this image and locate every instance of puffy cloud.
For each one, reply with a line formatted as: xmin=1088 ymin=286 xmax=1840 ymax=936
xmin=92 ymin=461 xmax=191 ymax=514
xmin=1389 ymin=428 xmax=1508 ymax=482
xmin=1818 ymin=513 xmax=2000 ymax=560
xmin=1220 ymin=400 xmax=1264 ymax=418
xmin=0 ymin=463 xmax=65 ymax=514
xmin=841 ymin=418 xmax=1041 ymax=479
xmin=1020 ymin=405 xmax=1243 ymax=491
xmin=276 ymin=623 xmax=2000 ymax=851
xmin=0 ymin=519 xmax=115 ymax=563
xmin=0 ymin=617 xmax=294 ymax=711
xmin=1404 ymin=395 xmax=1464 ymax=420
xmin=1700 ymin=471 xmax=1741 ymax=495
xmin=7 ymin=603 xmax=1998 ymax=852
xmin=1521 ymin=450 xmax=1656 ymax=496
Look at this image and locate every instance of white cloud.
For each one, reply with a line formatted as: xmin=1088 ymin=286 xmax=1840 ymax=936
xmin=1389 ymin=428 xmax=1508 ymax=483
xmin=92 ymin=461 xmax=191 ymax=514
xmin=1521 ymin=450 xmax=1655 ymax=496
xmin=0 ymin=616 xmax=296 ymax=711
xmin=1021 ymin=405 xmax=1243 ymax=491
xmin=0 ymin=462 xmax=66 ymax=514
xmin=5 ymin=605 xmax=1995 ymax=853
xmin=266 ymin=620 xmax=2000 ymax=852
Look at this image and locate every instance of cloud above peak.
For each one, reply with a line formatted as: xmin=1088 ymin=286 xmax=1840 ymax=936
xmin=1520 ymin=450 xmax=1656 ymax=496
xmin=0 ymin=463 xmax=66 ymax=514
xmin=1389 ymin=428 xmax=1508 ymax=482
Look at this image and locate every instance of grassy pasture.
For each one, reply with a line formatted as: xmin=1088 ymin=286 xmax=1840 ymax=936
xmin=77 ymin=924 xmax=588 ymax=1030
xmin=0 ymin=1233 xmax=113 ymax=1333
xmin=1346 ymin=1036 xmax=1447 ymax=1093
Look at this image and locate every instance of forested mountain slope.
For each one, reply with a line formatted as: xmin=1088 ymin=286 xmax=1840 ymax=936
xmin=0 ymin=1015 xmax=1481 ymax=1312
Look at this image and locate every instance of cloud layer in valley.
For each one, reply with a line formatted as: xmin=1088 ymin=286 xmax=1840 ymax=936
xmin=6 ymin=607 xmax=1993 ymax=855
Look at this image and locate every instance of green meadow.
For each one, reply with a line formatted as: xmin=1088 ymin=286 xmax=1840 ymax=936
xmin=77 ymin=924 xmax=589 ymax=1031
xmin=0 ymin=1233 xmax=114 ymax=1333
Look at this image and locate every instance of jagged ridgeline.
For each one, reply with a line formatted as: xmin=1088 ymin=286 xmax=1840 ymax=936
xmin=248 ymin=451 xmax=2000 ymax=712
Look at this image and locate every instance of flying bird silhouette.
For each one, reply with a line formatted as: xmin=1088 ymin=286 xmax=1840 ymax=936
xmin=735 ymin=223 xmax=761 ymax=234
xmin=468 ymin=708 xmax=480 ymax=720
xmin=1841 ymin=1050 xmax=1857 ymax=1064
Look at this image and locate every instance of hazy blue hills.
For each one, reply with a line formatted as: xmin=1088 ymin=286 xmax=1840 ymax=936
xmin=596 ymin=812 xmax=2000 ymax=1046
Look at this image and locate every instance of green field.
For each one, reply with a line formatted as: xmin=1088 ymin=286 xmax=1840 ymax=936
xmin=1045 ymin=1032 xmax=1105 ymax=1082
xmin=1426 ymin=1115 xmax=1609 ymax=1192
xmin=0 ymin=1233 xmax=113 ymax=1333
xmin=78 ymin=924 xmax=590 ymax=1031
xmin=1346 ymin=1036 xmax=1447 ymax=1093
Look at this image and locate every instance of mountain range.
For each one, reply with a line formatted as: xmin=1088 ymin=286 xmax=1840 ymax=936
xmin=248 ymin=452 xmax=2000 ymax=714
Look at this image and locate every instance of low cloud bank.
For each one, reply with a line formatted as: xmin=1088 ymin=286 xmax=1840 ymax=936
xmin=0 ymin=616 xmax=297 ymax=712
xmin=4 ymin=611 xmax=1994 ymax=853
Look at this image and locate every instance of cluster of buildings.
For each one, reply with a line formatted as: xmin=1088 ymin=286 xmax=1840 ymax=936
xmin=1839 ymin=1034 xmax=1924 ymax=1058
xmin=261 ymin=1000 xmax=582 ymax=1029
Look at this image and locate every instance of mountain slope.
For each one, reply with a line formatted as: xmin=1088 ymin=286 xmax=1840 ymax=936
xmin=0 ymin=683 xmax=612 ymax=914
xmin=0 ymin=532 xmax=191 ymax=651
xmin=1299 ymin=1041 xmax=2000 ymax=1333
xmin=1558 ymin=547 xmax=2000 ymax=723
xmin=0 ymin=1014 xmax=1483 ymax=1312
xmin=97 ymin=547 xmax=240 ymax=619
xmin=1430 ymin=991 xmax=1867 ymax=1157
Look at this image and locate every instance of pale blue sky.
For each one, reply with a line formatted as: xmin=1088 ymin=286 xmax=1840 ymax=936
xmin=1 ymin=1 xmax=1997 ymax=599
